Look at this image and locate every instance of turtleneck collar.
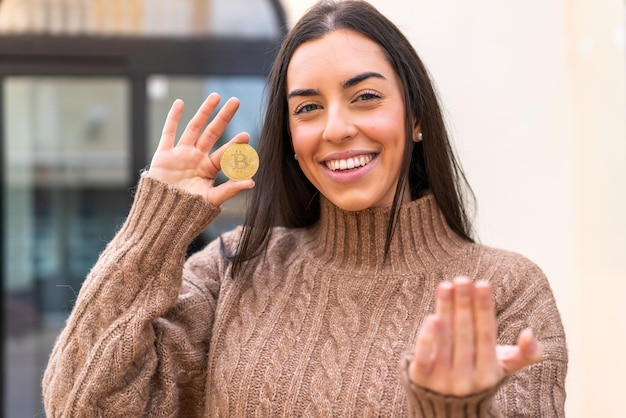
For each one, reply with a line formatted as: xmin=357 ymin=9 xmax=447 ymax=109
xmin=308 ymin=193 xmax=470 ymax=275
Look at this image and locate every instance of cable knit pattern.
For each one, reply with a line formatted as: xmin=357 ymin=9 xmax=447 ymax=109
xmin=307 ymin=272 xmax=359 ymax=416
xmin=255 ymin=263 xmax=308 ymax=417
xmin=42 ymin=177 xmax=567 ymax=417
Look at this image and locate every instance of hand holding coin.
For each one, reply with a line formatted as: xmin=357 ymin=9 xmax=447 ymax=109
xmin=148 ymin=94 xmax=255 ymax=207
xmin=220 ymin=143 xmax=259 ymax=181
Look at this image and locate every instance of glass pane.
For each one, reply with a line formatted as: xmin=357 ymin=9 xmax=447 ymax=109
xmin=3 ymin=77 xmax=130 ymax=417
xmin=147 ymin=75 xmax=266 ymax=247
xmin=0 ymin=0 xmax=281 ymax=38
xmin=209 ymin=0 xmax=280 ymax=37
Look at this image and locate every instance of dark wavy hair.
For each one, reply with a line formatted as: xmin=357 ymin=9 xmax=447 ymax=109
xmin=229 ymin=0 xmax=475 ymax=275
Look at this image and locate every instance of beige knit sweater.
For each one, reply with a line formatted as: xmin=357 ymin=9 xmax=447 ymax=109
xmin=42 ymin=175 xmax=567 ymax=417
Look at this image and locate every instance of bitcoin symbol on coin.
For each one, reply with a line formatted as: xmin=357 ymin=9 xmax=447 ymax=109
xmin=220 ymin=143 xmax=259 ymax=181
xmin=233 ymin=150 xmax=248 ymax=171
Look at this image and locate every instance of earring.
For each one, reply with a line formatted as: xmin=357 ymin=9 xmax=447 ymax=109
xmin=294 ymin=153 xmax=298 ymax=160
xmin=416 ymin=132 xmax=423 ymax=142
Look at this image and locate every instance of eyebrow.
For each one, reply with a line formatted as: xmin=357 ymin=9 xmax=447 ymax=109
xmin=343 ymin=71 xmax=386 ymax=89
xmin=287 ymin=71 xmax=387 ymax=99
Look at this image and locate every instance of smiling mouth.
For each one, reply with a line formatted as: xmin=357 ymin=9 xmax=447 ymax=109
xmin=324 ymin=153 xmax=377 ymax=172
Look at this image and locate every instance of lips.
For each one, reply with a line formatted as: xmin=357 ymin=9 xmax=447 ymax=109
xmin=324 ymin=153 xmax=377 ymax=172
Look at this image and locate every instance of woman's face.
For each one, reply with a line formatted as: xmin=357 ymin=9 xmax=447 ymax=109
xmin=286 ymin=29 xmax=415 ymax=211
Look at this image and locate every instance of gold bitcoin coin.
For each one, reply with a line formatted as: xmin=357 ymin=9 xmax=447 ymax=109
xmin=220 ymin=143 xmax=259 ymax=181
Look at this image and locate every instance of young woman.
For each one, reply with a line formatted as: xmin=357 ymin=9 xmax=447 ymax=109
xmin=43 ymin=1 xmax=567 ymax=416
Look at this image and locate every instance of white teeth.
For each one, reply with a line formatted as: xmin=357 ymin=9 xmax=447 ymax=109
xmin=325 ymin=154 xmax=374 ymax=172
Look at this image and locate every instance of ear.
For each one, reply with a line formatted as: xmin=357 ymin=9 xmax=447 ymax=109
xmin=412 ymin=123 xmax=423 ymax=142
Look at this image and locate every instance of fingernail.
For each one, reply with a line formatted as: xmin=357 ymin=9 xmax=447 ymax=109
xmin=453 ymin=276 xmax=471 ymax=285
xmin=438 ymin=281 xmax=453 ymax=290
xmin=525 ymin=330 xmax=543 ymax=358
xmin=531 ymin=339 xmax=544 ymax=357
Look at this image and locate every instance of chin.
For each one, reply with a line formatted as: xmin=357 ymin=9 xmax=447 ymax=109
xmin=325 ymin=195 xmax=388 ymax=212
xmin=335 ymin=203 xmax=370 ymax=212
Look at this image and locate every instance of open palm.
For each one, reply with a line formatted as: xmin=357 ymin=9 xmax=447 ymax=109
xmin=147 ymin=93 xmax=255 ymax=206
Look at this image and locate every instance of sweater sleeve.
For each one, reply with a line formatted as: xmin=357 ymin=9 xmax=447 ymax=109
xmin=399 ymin=364 xmax=504 ymax=417
xmin=42 ymin=174 xmax=223 ymax=417
xmin=400 ymin=253 xmax=568 ymax=418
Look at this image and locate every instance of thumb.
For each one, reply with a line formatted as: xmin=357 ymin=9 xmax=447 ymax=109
xmin=497 ymin=328 xmax=543 ymax=375
xmin=205 ymin=179 xmax=255 ymax=207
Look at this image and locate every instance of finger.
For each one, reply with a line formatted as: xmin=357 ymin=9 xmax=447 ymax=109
xmin=452 ymin=277 xmax=475 ymax=376
xmin=196 ymin=96 xmax=241 ymax=153
xmin=157 ymin=99 xmax=184 ymax=152
xmin=434 ymin=281 xmax=453 ymax=370
xmin=410 ymin=314 xmax=440 ymax=382
xmin=473 ymin=280 xmax=500 ymax=385
xmin=206 ymin=178 xmax=255 ymax=207
xmin=178 ymin=93 xmax=222 ymax=147
xmin=199 ymin=132 xmax=251 ymax=178
xmin=518 ymin=328 xmax=543 ymax=363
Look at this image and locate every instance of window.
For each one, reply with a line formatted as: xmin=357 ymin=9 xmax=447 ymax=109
xmin=0 ymin=1 xmax=286 ymax=415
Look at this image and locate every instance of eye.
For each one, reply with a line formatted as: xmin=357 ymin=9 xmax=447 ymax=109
xmin=355 ymin=90 xmax=382 ymax=102
xmin=293 ymin=102 xmax=322 ymax=115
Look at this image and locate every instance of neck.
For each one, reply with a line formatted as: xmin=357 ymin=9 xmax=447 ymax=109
xmin=309 ymin=194 xmax=469 ymax=274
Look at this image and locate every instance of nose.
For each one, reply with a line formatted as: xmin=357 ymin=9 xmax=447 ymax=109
xmin=322 ymin=105 xmax=356 ymax=143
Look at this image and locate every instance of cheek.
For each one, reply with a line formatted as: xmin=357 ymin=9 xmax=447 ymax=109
xmin=365 ymin=118 xmax=406 ymax=150
xmin=289 ymin=124 xmax=319 ymax=157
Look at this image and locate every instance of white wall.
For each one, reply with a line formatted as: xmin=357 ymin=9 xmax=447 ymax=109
xmin=283 ymin=1 xmax=626 ymax=417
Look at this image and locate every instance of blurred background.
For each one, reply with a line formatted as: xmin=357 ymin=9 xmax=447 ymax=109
xmin=0 ymin=0 xmax=284 ymax=416
xmin=1 ymin=0 xmax=624 ymax=417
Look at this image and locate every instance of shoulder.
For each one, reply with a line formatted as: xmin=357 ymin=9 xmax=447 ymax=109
xmin=181 ymin=227 xmax=244 ymax=293
xmin=470 ymin=244 xmax=565 ymax=340
xmin=186 ymin=225 xmax=309 ymax=271
xmin=266 ymin=226 xmax=312 ymax=260
xmin=463 ymin=244 xmax=557 ymax=310
xmin=466 ymin=243 xmax=549 ymax=287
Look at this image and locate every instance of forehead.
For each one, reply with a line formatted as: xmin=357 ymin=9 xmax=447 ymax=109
xmin=287 ymin=29 xmax=395 ymax=85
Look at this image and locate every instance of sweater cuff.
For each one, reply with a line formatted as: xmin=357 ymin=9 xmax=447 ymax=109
xmin=400 ymin=354 xmax=503 ymax=418
xmin=115 ymin=173 xmax=221 ymax=263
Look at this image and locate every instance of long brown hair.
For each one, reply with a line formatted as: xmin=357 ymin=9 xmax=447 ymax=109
xmin=228 ymin=0 xmax=475 ymax=275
